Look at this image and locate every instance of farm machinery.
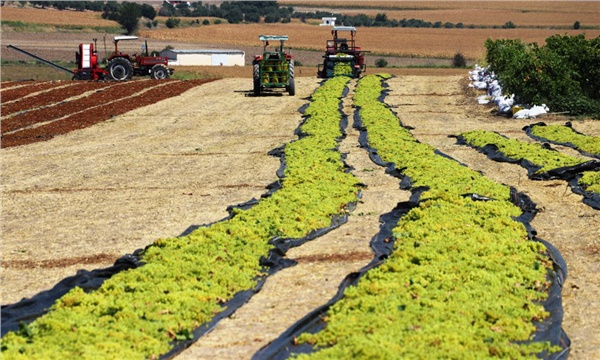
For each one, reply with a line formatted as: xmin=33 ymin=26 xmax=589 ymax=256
xmin=7 ymin=36 xmax=173 ymax=81
xmin=252 ymin=35 xmax=295 ymax=96
xmin=317 ymin=26 xmax=367 ymax=79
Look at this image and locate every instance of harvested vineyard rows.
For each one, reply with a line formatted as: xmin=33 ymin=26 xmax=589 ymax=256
xmin=1 ymin=82 xmax=110 ymax=115
xmin=1 ymin=75 xmax=599 ymax=359
xmin=1 ymin=79 xmax=216 ymax=148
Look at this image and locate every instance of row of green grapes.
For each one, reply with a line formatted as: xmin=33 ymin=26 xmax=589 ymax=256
xmin=458 ymin=129 xmax=600 ymax=209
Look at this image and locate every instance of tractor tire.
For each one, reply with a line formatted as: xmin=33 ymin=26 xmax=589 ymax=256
xmin=108 ymin=57 xmax=133 ymax=81
xmin=286 ymin=60 xmax=295 ymax=96
xmin=253 ymin=63 xmax=261 ymax=96
xmin=286 ymin=77 xmax=295 ymax=96
xmin=151 ymin=64 xmax=170 ymax=80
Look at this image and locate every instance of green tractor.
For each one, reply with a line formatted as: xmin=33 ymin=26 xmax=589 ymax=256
xmin=252 ymin=35 xmax=295 ymax=96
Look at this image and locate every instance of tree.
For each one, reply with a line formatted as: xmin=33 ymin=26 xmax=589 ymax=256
xmin=117 ymin=2 xmax=142 ymax=35
xmin=574 ymin=21 xmax=581 ymax=30
xmin=224 ymin=7 xmax=243 ymax=24
xmin=141 ymin=4 xmax=156 ymax=20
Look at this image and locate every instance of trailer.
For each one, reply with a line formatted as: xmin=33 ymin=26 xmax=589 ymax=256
xmin=252 ymin=35 xmax=295 ymax=96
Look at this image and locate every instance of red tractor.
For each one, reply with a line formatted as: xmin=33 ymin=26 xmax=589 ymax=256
xmin=317 ymin=26 xmax=367 ymax=79
xmin=106 ymin=36 xmax=173 ymax=81
xmin=8 ymin=36 xmax=173 ymax=81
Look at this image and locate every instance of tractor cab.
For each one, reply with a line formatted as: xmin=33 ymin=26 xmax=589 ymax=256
xmin=318 ymin=26 xmax=367 ymax=78
xmin=254 ymin=35 xmax=293 ymax=62
xmin=325 ymin=26 xmax=361 ymax=55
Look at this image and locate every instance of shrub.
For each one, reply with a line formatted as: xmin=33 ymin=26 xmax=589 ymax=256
xmin=202 ymin=19 xmax=210 ymax=25
xmin=165 ymin=17 xmax=181 ymax=28
xmin=485 ymin=35 xmax=600 ymax=118
xmin=574 ymin=21 xmax=581 ymax=29
xmin=503 ymin=21 xmax=516 ymax=29
xmin=374 ymin=58 xmax=388 ymax=68
xmin=452 ymin=52 xmax=467 ymax=68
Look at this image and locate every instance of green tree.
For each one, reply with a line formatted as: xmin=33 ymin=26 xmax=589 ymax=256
xmin=141 ymin=3 xmax=156 ymax=20
xmin=224 ymin=7 xmax=243 ymax=23
xmin=118 ymin=2 xmax=142 ymax=35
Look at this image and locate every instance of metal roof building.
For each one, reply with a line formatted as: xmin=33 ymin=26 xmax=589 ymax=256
xmin=160 ymin=49 xmax=245 ymax=66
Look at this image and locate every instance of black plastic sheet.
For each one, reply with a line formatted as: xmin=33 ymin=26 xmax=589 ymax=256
xmin=524 ymin=122 xmax=600 ymax=160
xmin=455 ymin=133 xmax=600 ymax=210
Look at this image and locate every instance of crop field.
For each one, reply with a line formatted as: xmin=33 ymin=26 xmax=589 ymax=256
xmin=284 ymin=1 xmax=600 ymax=28
xmin=0 ymin=6 xmax=115 ymax=27
xmin=142 ymin=23 xmax=600 ymax=60
xmin=1 ymin=2 xmax=600 ymax=360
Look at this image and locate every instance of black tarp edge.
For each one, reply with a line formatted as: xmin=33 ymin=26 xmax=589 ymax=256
xmin=523 ymin=122 xmax=600 ymax=160
xmin=454 ymin=133 xmax=600 ymax=210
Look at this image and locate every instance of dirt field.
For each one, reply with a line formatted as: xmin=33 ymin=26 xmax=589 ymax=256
xmin=1 ymin=75 xmax=598 ymax=359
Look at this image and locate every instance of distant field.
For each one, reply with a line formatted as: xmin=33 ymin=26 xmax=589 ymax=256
xmin=283 ymin=1 xmax=600 ymax=27
xmin=141 ymin=23 xmax=599 ymax=60
xmin=0 ymin=6 xmax=114 ymax=27
xmin=2 ymin=3 xmax=599 ymax=61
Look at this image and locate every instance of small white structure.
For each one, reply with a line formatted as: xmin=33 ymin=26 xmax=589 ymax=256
xmin=160 ymin=49 xmax=245 ymax=66
xmin=320 ymin=17 xmax=336 ymax=26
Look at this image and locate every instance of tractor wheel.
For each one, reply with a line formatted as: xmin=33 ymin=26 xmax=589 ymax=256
xmin=151 ymin=64 xmax=170 ymax=80
xmin=253 ymin=63 xmax=261 ymax=96
xmin=287 ymin=77 xmax=295 ymax=96
xmin=286 ymin=60 xmax=295 ymax=96
xmin=108 ymin=57 xmax=133 ymax=81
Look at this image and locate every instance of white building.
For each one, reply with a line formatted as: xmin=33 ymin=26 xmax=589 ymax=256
xmin=320 ymin=17 xmax=336 ymax=26
xmin=160 ymin=49 xmax=245 ymax=66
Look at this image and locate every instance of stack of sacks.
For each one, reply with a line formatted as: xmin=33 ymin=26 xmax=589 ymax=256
xmin=512 ymin=104 xmax=550 ymax=119
xmin=468 ymin=65 xmax=550 ymax=118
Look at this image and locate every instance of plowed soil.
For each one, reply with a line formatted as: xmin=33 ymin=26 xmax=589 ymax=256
xmin=1 ymin=79 xmax=216 ymax=147
xmin=1 ymin=76 xmax=598 ymax=359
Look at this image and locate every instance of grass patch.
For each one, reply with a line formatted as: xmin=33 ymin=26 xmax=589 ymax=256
xmin=1 ymin=20 xmax=120 ymax=33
